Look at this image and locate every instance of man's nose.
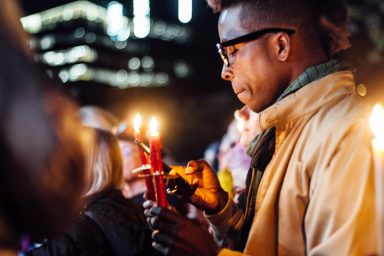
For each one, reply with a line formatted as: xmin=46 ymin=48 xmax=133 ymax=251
xmin=221 ymin=64 xmax=233 ymax=81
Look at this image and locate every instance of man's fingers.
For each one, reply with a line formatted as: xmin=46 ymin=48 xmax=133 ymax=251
xmin=146 ymin=216 xmax=155 ymax=230
xmin=185 ymin=159 xmax=211 ymax=174
xmin=143 ymin=201 xmax=156 ymax=218
xmin=143 ymin=200 xmax=156 ymax=209
xmin=152 ymin=241 xmax=171 ymax=255
xmin=148 ymin=215 xmax=180 ymax=234
xmin=149 ymin=206 xmax=185 ymax=225
xmin=152 ymin=230 xmax=175 ymax=245
xmin=185 ymin=160 xmax=200 ymax=174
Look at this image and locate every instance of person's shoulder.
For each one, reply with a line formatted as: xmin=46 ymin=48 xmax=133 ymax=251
xmin=85 ymin=191 xmax=155 ymax=256
xmin=316 ymin=94 xmax=370 ymax=132
xmin=86 ymin=190 xmax=146 ymax=227
xmin=300 ymin=95 xmax=372 ymax=157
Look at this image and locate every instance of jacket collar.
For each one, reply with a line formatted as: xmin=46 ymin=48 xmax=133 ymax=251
xmin=258 ymin=71 xmax=357 ymax=131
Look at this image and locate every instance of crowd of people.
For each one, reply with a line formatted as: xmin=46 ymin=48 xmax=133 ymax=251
xmin=0 ymin=0 xmax=382 ymax=256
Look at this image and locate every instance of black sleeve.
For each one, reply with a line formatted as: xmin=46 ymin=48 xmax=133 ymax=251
xmin=27 ymin=233 xmax=77 ymax=256
xmin=85 ymin=198 xmax=162 ymax=256
xmin=27 ymin=215 xmax=112 ymax=256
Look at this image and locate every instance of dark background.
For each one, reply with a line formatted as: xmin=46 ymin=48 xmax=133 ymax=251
xmin=19 ymin=0 xmax=384 ymax=163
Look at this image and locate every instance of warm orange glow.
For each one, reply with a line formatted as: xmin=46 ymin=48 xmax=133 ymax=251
xmin=370 ymin=104 xmax=384 ymax=152
xmin=134 ymin=113 xmax=142 ymax=133
xmin=149 ymin=117 xmax=159 ymax=137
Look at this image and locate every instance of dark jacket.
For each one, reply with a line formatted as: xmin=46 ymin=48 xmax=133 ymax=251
xmin=28 ymin=189 xmax=158 ymax=256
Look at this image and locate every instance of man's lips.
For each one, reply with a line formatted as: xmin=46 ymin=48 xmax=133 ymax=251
xmin=234 ymin=88 xmax=245 ymax=96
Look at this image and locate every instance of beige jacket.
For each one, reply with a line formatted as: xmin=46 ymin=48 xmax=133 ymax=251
xmin=208 ymin=71 xmax=378 ymax=256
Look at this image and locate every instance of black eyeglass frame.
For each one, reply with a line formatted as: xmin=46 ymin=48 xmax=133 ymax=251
xmin=216 ymin=28 xmax=295 ymax=67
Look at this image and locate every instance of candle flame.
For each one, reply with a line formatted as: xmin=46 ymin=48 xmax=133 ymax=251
xmin=149 ymin=117 xmax=159 ymax=136
xmin=134 ymin=113 xmax=142 ymax=133
xmin=370 ymin=104 xmax=384 ymax=151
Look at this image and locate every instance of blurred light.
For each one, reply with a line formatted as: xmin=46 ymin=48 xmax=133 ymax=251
xmin=53 ymin=52 xmax=65 ymax=66
xmin=57 ymin=65 xmax=170 ymax=87
xmin=128 ymin=57 xmax=141 ymax=70
xmin=134 ymin=113 xmax=142 ymax=133
xmin=85 ymin=2 xmax=99 ymax=21
xmin=178 ymin=0 xmax=192 ymax=23
xmin=370 ymin=104 xmax=384 ymax=151
xmin=141 ymin=56 xmax=154 ymax=70
xmin=153 ymin=21 xmax=166 ymax=36
xmin=70 ymin=45 xmax=97 ymax=62
xmin=85 ymin=32 xmax=97 ymax=43
xmin=21 ymin=1 xmax=189 ymax=43
xmin=167 ymin=25 xmax=180 ymax=37
xmin=42 ymin=51 xmax=64 ymax=66
xmin=174 ymin=61 xmax=190 ymax=78
xmin=133 ymin=16 xmax=150 ymax=39
xmin=20 ymin=13 xmax=42 ymax=33
xmin=74 ymin=27 xmax=86 ymax=38
xmin=116 ymin=69 xmax=128 ymax=83
xmin=133 ymin=0 xmax=150 ymax=38
xmin=29 ymin=38 xmax=38 ymax=51
xmin=107 ymin=2 xmax=125 ymax=40
xmin=149 ymin=117 xmax=159 ymax=137
xmin=43 ymin=52 xmax=55 ymax=64
xmin=133 ymin=0 xmax=150 ymax=16
xmin=117 ymin=27 xmax=131 ymax=41
xmin=357 ymin=84 xmax=367 ymax=96
xmin=155 ymin=73 xmax=169 ymax=85
xmin=46 ymin=69 xmax=54 ymax=79
xmin=69 ymin=64 xmax=88 ymax=80
xmin=115 ymin=41 xmax=127 ymax=49
xmin=107 ymin=1 xmax=123 ymax=29
xmin=127 ymin=71 xmax=140 ymax=86
xmin=141 ymin=73 xmax=154 ymax=86
xmin=58 ymin=70 xmax=69 ymax=83
xmin=63 ymin=5 xmax=74 ymax=20
xmin=41 ymin=45 xmax=97 ymax=66
xmin=40 ymin=36 xmax=55 ymax=50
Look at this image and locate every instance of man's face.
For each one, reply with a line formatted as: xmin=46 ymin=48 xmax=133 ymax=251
xmin=238 ymin=105 xmax=261 ymax=148
xmin=218 ymin=5 xmax=285 ymax=112
xmin=118 ymin=141 xmax=141 ymax=182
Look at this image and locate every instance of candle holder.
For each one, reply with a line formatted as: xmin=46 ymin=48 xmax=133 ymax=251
xmin=115 ymin=130 xmax=195 ymax=199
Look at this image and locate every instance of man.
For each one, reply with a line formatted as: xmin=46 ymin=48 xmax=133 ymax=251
xmin=237 ymin=105 xmax=260 ymax=149
xmin=145 ymin=0 xmax=378 ymax=255
xmin=119 ymin=139 xmax=148 ymax=205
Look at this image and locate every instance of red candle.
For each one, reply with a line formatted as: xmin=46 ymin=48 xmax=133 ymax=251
xmin=149 ymin=117 xmax=167 ymax=207
xmin=134 ymin=113 xmax=155 ymax=201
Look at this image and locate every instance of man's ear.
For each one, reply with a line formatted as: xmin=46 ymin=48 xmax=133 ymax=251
xmin=273 ymin=33 xmax=290 ymax=62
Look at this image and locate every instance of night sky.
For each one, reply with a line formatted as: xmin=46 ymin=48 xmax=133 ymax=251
xmin=18 ymin=0 xmax=384 ymax=163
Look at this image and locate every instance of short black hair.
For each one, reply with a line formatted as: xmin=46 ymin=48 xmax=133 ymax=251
xmin=207 ymin=0 xmax=350 ymax=57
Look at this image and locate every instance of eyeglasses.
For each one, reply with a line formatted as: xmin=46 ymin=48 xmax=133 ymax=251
xmin=216 ymin=28 xmax=295 ymax=67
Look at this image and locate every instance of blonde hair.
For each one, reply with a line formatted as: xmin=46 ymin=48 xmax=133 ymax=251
xmin=79 ymin=106 xmax=119 ymax=132
xmin=84 ymin=129 xmax=123 ymax=196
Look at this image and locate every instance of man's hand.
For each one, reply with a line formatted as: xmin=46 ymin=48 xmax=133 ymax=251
xmin=145 ymin=206 xmax=219 ymax=256
xmin=174 ymin=160 xmax=228 ymax=214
